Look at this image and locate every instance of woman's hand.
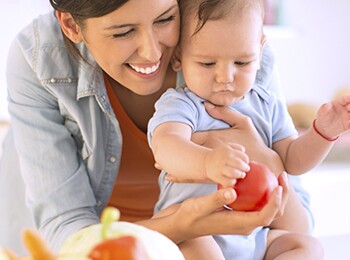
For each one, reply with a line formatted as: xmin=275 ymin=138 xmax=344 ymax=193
xmin=164 ymin=102 xmax=284 ymax=183
xmin=192 ymin=102 xmax=285 ymax=175
xmin=198 ymin=103 xmax=314 ymax=232
xmin=148 ymin=172 xmax=289 ymax=244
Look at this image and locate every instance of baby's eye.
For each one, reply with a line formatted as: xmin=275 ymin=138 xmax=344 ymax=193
xmin=200 ymin=62 xmax=215 ymax=67
xmin=234 ymin=61 xmax=250 ymax=66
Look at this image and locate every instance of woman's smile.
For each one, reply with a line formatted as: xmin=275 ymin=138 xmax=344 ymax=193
xmin=127 ymin=60 xmax=162 ymax=79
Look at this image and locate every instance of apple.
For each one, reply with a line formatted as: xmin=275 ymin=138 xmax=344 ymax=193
xmin=218 ymin=161 xmax=278 ymax=211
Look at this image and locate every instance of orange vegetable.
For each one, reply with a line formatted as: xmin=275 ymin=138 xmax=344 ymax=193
xmin=21 ymin=229 xmax=56 ymax=260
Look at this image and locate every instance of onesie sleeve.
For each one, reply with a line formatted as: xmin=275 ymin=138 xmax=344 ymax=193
xmin=147 ymin=88 xmax=198 ymax=148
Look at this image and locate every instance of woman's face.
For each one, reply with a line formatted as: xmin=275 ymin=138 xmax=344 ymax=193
xmin=80 ymin=0 xmax=180 ymax=95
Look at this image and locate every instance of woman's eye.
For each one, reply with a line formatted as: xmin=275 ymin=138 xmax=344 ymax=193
xmin=112 ymin=29 xmax=134 ymax=38
xmin=156 ymin=15 xmax=176 ymax=24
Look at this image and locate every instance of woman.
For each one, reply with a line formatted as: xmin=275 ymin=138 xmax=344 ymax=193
xmin=0 ymin=0 xmax=311 ymax=255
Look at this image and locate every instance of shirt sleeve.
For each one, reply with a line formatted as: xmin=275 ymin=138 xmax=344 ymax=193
xmin=270 ymin=93 xmax=298 ymax=143
xmin=147 ymin=88 xmax=198 ymax=148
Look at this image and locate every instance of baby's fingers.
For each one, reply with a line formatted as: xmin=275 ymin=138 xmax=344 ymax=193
xmin=222 ymin=165 xmax=246 ymax=180
xmin=337 ymin=94 xmax=350 ymax=106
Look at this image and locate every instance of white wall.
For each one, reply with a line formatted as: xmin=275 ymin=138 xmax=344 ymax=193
xmin=267 ymin=0 xmax=350 ymax=105
xmin=1 ymin=1 xmax=350 ymax=119
xmin=0 ymin=0 xmax=52 ymax=120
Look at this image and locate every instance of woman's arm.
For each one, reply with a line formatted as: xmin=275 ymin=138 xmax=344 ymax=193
xmin=7 ymin=34 xmax=99 ymax=252
xmin=61 ymin=176 xmax=287 ymax=249
xmin=198 ymin=103 xmax=312 ymax=234
xmin=192 ymin=103 xmax=285 ymax=175
xmin=138 ymin=173 xmax=288 ymax=244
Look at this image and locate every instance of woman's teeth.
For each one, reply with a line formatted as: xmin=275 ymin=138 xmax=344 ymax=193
xmin=129 ymin=62 xmax=160 ymax=75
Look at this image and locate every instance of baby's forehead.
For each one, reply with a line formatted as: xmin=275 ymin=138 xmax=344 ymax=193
xmin=181 ymin=9 xmax=262 ymax=40
xmin=180 ymin=1 xmax=263 ymax=36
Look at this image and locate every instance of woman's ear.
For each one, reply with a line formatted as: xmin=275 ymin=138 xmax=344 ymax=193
xmin=171 ymin=46 xmax=182 ymax=72
xmin=56 ymin=11 xmax=83 ymax=43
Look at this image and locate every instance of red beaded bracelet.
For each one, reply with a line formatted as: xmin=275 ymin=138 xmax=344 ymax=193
xmin=312 ymin=119 xmax=339 ymax=142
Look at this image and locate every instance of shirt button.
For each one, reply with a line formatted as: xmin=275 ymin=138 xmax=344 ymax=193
xmin=67 ymin=78 xmax=72 ymax=83
xmin=101 ymin=95 xmax=106 ymax=102
xmin=50 ymin=78 xmax=56 ymax=83
xmin=109 ymin=156 xmax=116 ymax=163
xmin=96 ymin=200 xmax=102 ymax=207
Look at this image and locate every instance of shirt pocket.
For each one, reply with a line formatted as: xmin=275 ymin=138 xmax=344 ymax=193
xmin=64 ymin=117 xmax=92 ymax=160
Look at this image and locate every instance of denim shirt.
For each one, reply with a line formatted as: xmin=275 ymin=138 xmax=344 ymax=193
xmin=7 ymin=12 xmax=122 ymax=251
xmin=5 ymin=12 xmax=311 ymax=252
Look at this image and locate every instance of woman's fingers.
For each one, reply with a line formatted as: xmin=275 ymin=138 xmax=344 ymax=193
xmin=174 ymin=187 xmax=284 ymax=239
xmin=256 ymin=185 xmax=283 ymax=227
xmin=183 ymin=188 xmax=237 ymax=217
xmin=204 ymin=102 xmax=245 ymax=126
xmin=227 ymin=142 xmax=246 ymax=153
xmin=189 ymin=186 xmax=282 ymax=234
xmin=275 ymin=172 xmax=289 ymax=218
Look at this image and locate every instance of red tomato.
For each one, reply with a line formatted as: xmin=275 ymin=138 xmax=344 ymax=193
xmin=88 ymin=236 xmax=148 ymax=260
xmin=218 ymin=161 xmax=278 ymax=211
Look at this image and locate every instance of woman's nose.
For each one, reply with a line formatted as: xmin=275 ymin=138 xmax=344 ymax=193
xmin=138 ymin=30 xmax=162 ymax=62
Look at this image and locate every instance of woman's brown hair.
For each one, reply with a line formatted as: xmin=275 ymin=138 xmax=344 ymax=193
xmin=49 ymin=0 xmax=129 ymax=62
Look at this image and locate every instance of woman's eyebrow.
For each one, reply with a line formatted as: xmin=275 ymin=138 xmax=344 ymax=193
xmin=104 ymin=21 xmax=133 ymax=30
xmin=104 ymin=4 xmax=178 ymax=30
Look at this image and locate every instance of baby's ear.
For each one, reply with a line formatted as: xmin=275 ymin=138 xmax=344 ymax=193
xmin=171 ymin=46 xmax=182 ymax=72
xmin=261 ymin=34 xmax=267 ymax=47
xmin=258 ymin=35 xmax=267 ymax=69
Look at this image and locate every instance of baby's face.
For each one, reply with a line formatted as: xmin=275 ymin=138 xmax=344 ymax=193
xmin=178 ymin=8 xmax=263 ymax=106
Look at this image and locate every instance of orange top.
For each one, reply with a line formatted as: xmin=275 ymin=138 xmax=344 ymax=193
xmin=105 ymin=76 xmax=160 ymax=222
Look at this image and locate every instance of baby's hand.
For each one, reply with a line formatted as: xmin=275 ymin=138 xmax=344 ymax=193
xmin=316 ymin=94 xmax=350 ymax=139
xmin=204 ymin=143 xmax=249 ymax=187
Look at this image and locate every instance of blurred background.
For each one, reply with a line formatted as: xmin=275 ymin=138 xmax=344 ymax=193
xmin=0 ymin=0 xmax=52 ymax=120
xmin=0 ymin=1 xmax=349 ymax=259
xmin=264 ymin=0 xmax=350 ymax=105
xmin=1 ymin=0 xmax=350 ymax=118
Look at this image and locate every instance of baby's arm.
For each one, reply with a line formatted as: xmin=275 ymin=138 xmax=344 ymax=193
xmin=274 ymin=95 xmax=350 ymax=175
xmin=313 ymin=94 xmax=350 ymax=138
xmin=151 ymin=122 xmax=249 ymax=186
